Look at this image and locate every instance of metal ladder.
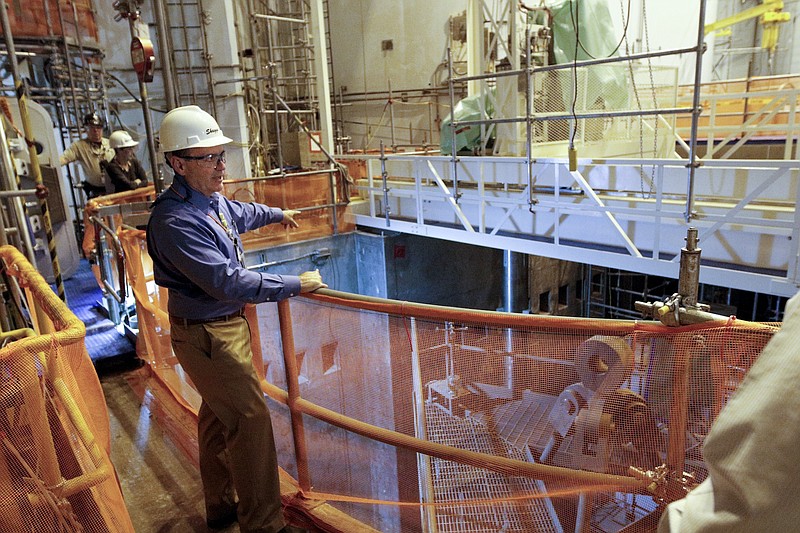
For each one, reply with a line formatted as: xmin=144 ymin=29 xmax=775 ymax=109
xmin=163 ymin=0 xmax=217 ymax=114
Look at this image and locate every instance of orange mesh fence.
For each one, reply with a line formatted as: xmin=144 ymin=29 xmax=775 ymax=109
xmin=83 ymin=186 xmax=156 ymax=259
xmin=263 ymin=294 xmax=775 ymax=532
xmin=223 ymin=173 xmax=355 ymax=250
xmin=117 ymin=229 xmax=780 ymax=533
xmin=0 ymin=245 xmax=134 ymax=532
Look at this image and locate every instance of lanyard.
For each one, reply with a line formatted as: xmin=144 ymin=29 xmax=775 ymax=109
xmin=169 ymin=186 xmax=246 ymax=265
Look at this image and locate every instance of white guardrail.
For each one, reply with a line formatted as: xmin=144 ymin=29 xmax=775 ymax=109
xmin=344 ymin=153 xmax=800 ymax=297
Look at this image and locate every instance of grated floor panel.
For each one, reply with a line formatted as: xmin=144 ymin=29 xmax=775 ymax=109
xmin=424 ymin=403 xmax=562 ymax=533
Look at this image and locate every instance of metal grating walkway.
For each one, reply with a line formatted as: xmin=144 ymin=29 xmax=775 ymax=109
xmin=424 ymin=404 xmax=562 ymax=533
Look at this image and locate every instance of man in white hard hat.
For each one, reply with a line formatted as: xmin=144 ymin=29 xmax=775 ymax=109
xmin=60 ymin=112 xmax=114 ymax=198
xmin=105 ymin=130 xmax=148 ymax=193
xmin=147 ymin=105 xmax=324 ymax=533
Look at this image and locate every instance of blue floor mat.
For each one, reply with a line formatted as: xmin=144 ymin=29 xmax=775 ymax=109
xmin=63 ymin=259 xmax=137 ymax=365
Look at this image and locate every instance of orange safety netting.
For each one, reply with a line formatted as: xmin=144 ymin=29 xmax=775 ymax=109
xmin=116 ymin=225 xmax=779 ymax=533
xmin=0 ymin=245 xmax=134 ymax=532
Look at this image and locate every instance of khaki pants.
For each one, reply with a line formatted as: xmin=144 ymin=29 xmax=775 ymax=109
xmin=170 ymin=316 xmax=285 ymax=533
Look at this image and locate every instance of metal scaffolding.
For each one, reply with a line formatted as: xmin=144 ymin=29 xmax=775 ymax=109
xmin=0 ymin=0 xmax=107 ymax=253
xmin=243 ymin=0 xmax=333 ymax=176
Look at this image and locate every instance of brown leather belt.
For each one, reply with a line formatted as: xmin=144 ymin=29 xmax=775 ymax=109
xmin=169 ymin=309 xmax=244 ymax=327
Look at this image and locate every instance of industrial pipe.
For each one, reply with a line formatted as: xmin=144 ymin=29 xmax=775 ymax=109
xmin=686 ymin=0 xmax=709 ymax=221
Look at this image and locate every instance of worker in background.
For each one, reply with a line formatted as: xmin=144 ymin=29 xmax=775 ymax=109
xmin=105 ymin=130 xmax=148 ymax=193
xmin=658 ymin=290 xmax=800 ymax=532
xmin=146 ymin=105 xmax=324 ymax=533
xmin=60 ymin=112 xmax=114 ymax=198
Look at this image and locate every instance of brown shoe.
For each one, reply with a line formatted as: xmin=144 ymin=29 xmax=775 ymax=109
xmin=206 ymin=504 xmax=238 ymax=530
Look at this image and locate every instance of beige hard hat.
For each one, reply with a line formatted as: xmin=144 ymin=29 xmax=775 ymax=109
xmin=109 ymin=130 xmax=139 ymax=149
xmin=157 ymin=105 xmax=232 ymax=153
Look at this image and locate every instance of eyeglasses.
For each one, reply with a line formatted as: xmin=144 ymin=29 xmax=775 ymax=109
xmin=177 ymin=151 xmax=226 ymax=167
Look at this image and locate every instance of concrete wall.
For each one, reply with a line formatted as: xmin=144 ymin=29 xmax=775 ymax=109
xmin=357 ymin=231 xmax=505 ymax=310
xmin=246 ymin=233 xmax=361 ymax=295
xmin=250 ymin=230 xmax=505 ymax=310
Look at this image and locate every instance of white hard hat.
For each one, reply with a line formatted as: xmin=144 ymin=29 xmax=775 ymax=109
xmin=158 ymin=105 xmax=232 ymax=152
xmin=109 ymin=130 xmax=139 ymax=149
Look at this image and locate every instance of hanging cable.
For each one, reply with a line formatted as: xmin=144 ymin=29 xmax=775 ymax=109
xmin=642 ymin=0 xmax=660 ymax=184
xmin=572 ymin=0 xmax=633 ymax=60
xmin=619 ymin=0 xmax=659 ymax=199
xmin=568 ymin=0 xmax=580 ymax=169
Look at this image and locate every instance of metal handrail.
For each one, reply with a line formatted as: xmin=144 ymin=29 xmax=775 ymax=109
xmin=89 ymin=215 xmax=126 ymax=304
xmin=353 ymin=154 xmax=800 ymax=297
xmin=673 ymin=85 xmax=800 ymax=160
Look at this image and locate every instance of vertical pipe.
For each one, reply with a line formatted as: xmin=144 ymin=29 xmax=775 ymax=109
xmin=195 ymin=0 xmax=217 ymax=115
xmin=525 ymin=27 xmax=534 ymax=208
xmin=0 ymin=2 xmax=65 ymax=302
xmin=122 ymin=12 xmax=163 ymax=193
xmin=337 ymin=86 xmax=347 ymax=153
xmin=427 ymin=100 xmax=433 ymax=148
xmin=276 ymin=299 xmax=311 ymax=491
xmin=782 ymin=93 xmax=797 ymax=160
xmin=503 ymin=250 xmax=527 ymax=390
xmin=582 ymin=264 xmax=591 ymax=317
xmin=503 ymin=250 xmax=528 ymax=313
xmin=68 ymin=0 xmax=95 ymax=104
xmin=701 ymin=0 xmax=718 ymax=82
xmin=0 ymin=120 xmax=35 ymax=265
xmin=0 ymin=189 xmax=9 ymax=331
xmin=380 ymin=141 xmax=390 ymax=227
xmin=177 ymin=1 xmax=196 ymax=107
xmin=465 ymin=0 xmax=481 ymax=97
xmin=388 ymin=79 xmax=396 ymax=151
xmin=446 ymin=47 xmax=460 ymax=203
xmin=575 ymin=492 xmax=591 ymax=533
xmin=678 ymin=227 xmax=701 ymax=307
xmin=503 ymin=250 xmax=514 ymax=389
xmin=667 ymin=344 xmax=690 ymax=476
xmin=246 ymin=0 xmax=270 ymax=173
xmin=309 ymin=0 xmax=334 ymax=153
xmin=409 ymin=317 xmax=437 ymax=532
xmin=267 ymin=18 xmax=285 ymax=177
xmin=153 ymin=0 xmax=177 ymax=109
xmin=685 ymin=0 xmax=708 ymax=221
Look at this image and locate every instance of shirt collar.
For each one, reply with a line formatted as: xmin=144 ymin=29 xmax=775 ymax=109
xmin=171 ymin=174 xmax=220 ymax=211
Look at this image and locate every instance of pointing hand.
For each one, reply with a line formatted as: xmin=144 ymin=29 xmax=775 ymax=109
xmin=281 ymin=209 xmax=301 ymax=228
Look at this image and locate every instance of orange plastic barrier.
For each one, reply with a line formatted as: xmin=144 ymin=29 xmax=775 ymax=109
xmin=0 ymin=245 xmax=134 ymax=532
